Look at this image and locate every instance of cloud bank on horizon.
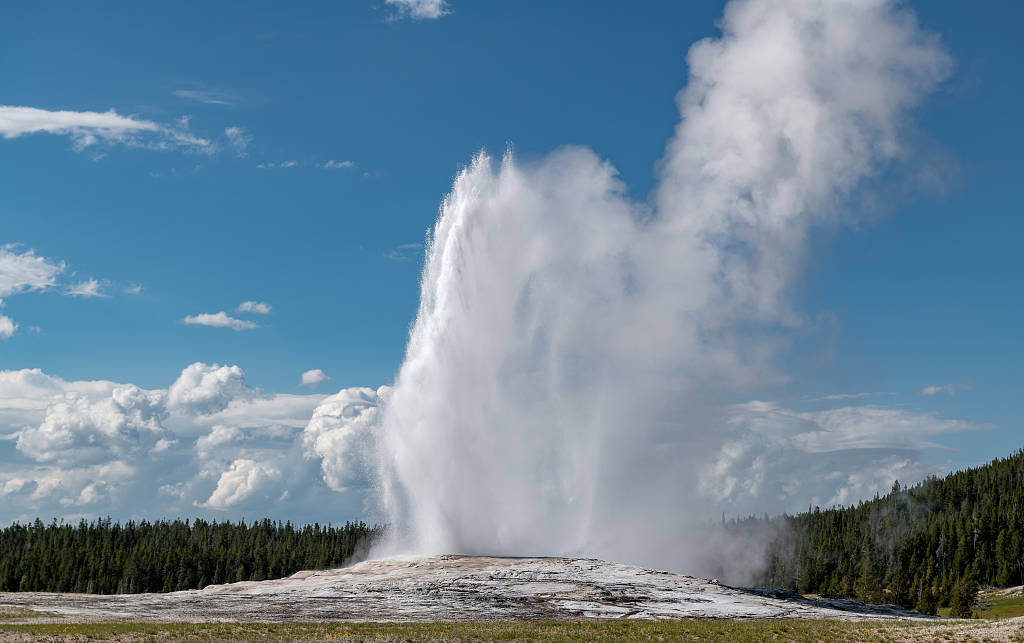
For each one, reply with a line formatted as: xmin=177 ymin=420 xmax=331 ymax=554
xmin=0 ymin=363 xmax=376 ymax=525
xmin=0 ymin=362 xmax=981 ymax=528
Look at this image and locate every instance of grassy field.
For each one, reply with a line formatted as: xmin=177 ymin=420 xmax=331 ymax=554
xmin=934 ymin=589 xmax=1024 ymax=620
xmin=7 ymin=594 xmax=1024 ymax=642
xmin=982 ymin=593 xmax=1024 ymax=620
xmin=0 ymin=618 xmax=1019 ymax=642
xmin=4 ymin=594 xmax=1024 ymax=640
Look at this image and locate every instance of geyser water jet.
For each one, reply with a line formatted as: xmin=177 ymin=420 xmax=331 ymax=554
xmin=375 ymin=0 xmax=950 ymax=575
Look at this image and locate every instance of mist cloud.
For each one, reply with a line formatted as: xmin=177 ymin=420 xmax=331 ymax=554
xmin=375 ymin=0 xmax=953 ymax=573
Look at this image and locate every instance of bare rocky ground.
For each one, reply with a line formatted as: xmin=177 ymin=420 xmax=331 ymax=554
xmin=990 ymin=584 xmax=1024 ymax=597
xmin=895 ymin=616 xmax=1024 ymax=641
xmin=0 ymin=555 xmax=930 ymax=623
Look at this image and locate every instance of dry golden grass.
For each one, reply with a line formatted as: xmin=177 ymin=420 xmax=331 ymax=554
xmin=0 ymin=617 xmax=1014 ymax=642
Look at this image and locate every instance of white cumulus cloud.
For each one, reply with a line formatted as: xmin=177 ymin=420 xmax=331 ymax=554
xmin=15 ymin=385 xmax=169 ymax=466
xmin=920 ymin=383 xmax=965 ymax=396
xmin=237 ymin=300 xmax=271 ymax=315
xmin=187 ymin=394 xmax=325 ymax=433
xmin=303 ymin=386 xmax=387 ymax=491
xmin=300 ymin=369 xmax=330 ymax=387
xmin=202 ymin=458 xmax=282 ymax=508
xmin=0 ymin=364 xmax=349 ymax=522
xmin=0 ymin=315 xmax=15 ymax=339
xmin=168 ymin=362 xmax=251 ymax=416
xmin=195 ymin=424 xmax=244 ymax=459
xmin=183 ymin=312 xmax=259 ymax=331
xmin=385 ymin=0 xmax=449 ymax=20
xmin=0 ymin=361 xmax=991 ymax=530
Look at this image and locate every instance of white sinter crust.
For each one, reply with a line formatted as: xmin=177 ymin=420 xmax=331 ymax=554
xmin=0 ymin=556 xmax=933 ymax=622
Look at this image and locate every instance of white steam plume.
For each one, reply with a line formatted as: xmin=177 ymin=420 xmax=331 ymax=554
xmin=375 ymin=0 xmax=950 ymax=574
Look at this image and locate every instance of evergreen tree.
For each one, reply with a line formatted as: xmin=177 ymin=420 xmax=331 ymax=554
xmin=949 ymin=574 xmax=978 ymax=619
xmin=915 ymin=581 xmax=937 ymax=616
xmin=0 ymin=518 xmax=379 ymax=594
xmin=726 ymin=449 xmax=1024 ymax=611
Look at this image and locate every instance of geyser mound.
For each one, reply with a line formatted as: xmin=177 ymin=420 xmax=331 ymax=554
xmin=0 ymin=556 xmax=931 ymax=622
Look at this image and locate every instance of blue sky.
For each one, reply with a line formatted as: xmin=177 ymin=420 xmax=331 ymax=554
xmin=1 ymin=0 xmax=1022 ymax=525
xmin=2 ymin=0 xmax=723 ymax=391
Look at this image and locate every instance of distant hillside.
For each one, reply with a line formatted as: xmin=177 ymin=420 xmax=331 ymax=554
xmin=733 ymin=449 xmax=1024 ymax=616
xmin=0 ymin=518 xmax=378 ymax=594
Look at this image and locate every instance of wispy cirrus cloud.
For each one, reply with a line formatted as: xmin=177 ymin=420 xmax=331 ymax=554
xmin=183 ymin=312 xmax=259 ymax=331
xmin=0 ymin=245 xmax=64 ymax=297
xmin=224 ymin=126 xmax=251 ymax=158
xmin=173 ymin=89 xmax=238 ymax=106
xmin=384 ymin=243 xmax=423 ymax=262
xmin=0 ymin=106 xmax=158 ymax=146
xmin=791 ymin=405 xmax=987 ymax=453
xmin=323 ymin=160 xmax=354 ymax=169
xmin=920 ymin=383 xmax=969 ymax=396
xmin=257 ymin=160 xmax=298 ymax=169
xmin=1 ymin=246 xmax=134 ymax=337
xmin=259 ymin=159 xmax=356 ymax=170
xmin=813 ymin=392 xmax=874 ymax=401
xmin=65 ymin=279 xmax=106 ymax=298
xmin=0 ymin=105 xmax=214 ymax=154
xmin=1 ymin=245 xmax=64 ymax=339
xmin=700 ymin=400 xmax=990 ymax=513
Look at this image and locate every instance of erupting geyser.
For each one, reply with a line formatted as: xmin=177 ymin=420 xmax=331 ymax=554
xmin=374 ymin=0 xmax=950 ymax=575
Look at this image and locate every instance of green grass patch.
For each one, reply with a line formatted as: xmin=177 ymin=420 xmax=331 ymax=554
xmin=0 ymin=619 xmax=944 ymax=642
xmin=977 ymin=592 xmax=1024 ymax=620
xmin=935 ymin=591 xmax=1024 ymax=619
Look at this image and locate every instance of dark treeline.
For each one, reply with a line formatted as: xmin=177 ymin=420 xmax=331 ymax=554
xmin=0 ymin=518 xmax=379 ymax=594
xmin=729 ymin=449 xmax=1024 ymax=617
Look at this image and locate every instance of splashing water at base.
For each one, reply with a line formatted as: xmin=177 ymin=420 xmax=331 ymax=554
xmin=374 ymin=0 xmax=950 ymax=576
